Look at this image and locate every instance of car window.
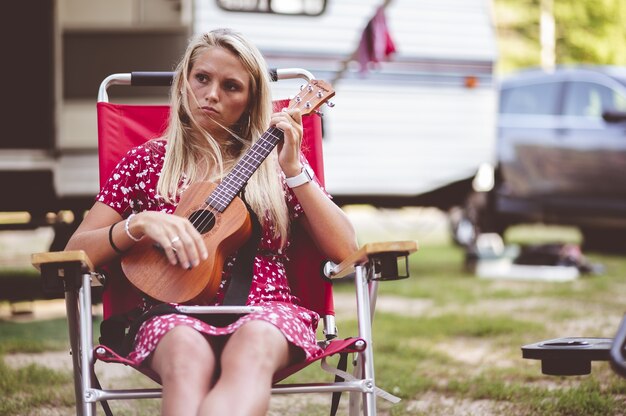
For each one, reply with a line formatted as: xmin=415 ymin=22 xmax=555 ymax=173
xmin=500 ymin=81 xmax=561 ymax=115
xmin=563 ymin=81 xmax=626 ymax=118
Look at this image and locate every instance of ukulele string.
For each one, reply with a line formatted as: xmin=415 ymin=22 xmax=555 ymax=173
xmin=187 ymin=85 xmax=318 ymax=234
xmin=187 ymin=86 xmax=317 ymax=233
xmin=186 ymin=125 xmax=282 ymax=234
xmin=188 ymin=85 xmax=319 ymax=233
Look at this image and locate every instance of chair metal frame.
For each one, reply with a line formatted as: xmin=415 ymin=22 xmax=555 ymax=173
xmin=31 ymin=70 xmax=418 ymax=416
xmin=33 ymin=242 xmax=416 ymax=415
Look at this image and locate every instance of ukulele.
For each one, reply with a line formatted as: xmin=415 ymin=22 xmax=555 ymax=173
xmin=121 ymin=80 xmax=335 ymax=303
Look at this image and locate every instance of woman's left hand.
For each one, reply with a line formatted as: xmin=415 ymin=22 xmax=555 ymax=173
xmin=272 ymin=108 xmax=304 ymax=177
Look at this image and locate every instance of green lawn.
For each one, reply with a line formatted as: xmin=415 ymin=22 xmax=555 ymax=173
xmin=2 ymin=220 xmax=626 ymax=415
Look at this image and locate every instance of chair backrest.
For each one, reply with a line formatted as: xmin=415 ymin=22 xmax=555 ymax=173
xmin=96 ymin=99 xmax=335 ymax=320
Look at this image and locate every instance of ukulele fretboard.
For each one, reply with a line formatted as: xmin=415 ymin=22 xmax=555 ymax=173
xmin=206 ymin=127 xmax=284 ymax=212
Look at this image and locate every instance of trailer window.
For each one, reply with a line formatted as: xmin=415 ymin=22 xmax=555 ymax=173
xmin=2 ymin=0 xmax=55 ymax=149
xmin=63 ymin=30 xmax=189 ymax=99
xmin=216 ymin=0 xmax=327 ymax=16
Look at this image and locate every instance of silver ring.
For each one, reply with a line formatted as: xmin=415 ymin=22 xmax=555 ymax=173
xmin=170 ymin=236 xmax=181 ymax=244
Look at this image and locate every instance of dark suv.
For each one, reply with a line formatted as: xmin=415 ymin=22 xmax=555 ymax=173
xmin=466 ymin=66 xmax=626 ymax=251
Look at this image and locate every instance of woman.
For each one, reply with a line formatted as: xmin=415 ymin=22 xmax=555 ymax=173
xmin=65 ymin=29 xmax=357 ymax=415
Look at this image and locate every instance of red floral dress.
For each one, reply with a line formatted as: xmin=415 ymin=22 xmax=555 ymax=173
xmin=96 ymin=139 xmax=324 ymax=365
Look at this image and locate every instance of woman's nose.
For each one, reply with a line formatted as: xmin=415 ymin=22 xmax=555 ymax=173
xmin=205 ymin=83 xmax=219 ymax=102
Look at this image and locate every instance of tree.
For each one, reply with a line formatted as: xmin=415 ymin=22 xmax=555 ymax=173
xmin=494 ymin=0 xmax=626 ymax=74
xmin=554 ymin=0 xmax=626 ymax=65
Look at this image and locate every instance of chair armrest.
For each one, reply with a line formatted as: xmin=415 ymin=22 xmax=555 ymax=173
xmin=31 ymin=250 xmax=95 ymax=272
xmin=325 ymin=241 xmax=418 ymax=280
xmin=31 ymin=250 xmax=98 ymax=295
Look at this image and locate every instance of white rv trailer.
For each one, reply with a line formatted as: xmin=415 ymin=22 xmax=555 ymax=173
xmin=196 ymin=0 xmax=498 ymax=207
xmin=0 ymin=0 xmax=496 ymax=249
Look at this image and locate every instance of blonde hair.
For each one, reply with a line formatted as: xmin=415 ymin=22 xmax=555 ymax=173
xmin=157 ymin=29 xmax=290 ymax=245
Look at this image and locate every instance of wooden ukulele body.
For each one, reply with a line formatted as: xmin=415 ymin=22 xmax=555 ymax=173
xmin=121 ymin=181 xmax=252 ymax=303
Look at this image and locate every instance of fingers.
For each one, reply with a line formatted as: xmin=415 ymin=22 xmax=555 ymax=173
xmin=164 ymin=222 xmax=207 ymax=269
xmin=272 ymin=108 xmax=303 ymax=140
xmin=139 ymin=212 xmax=208 ymax=269
xmin=164 ymin=235 xmax=182 ymax=267
xmin=272 ymin=109 xmax=303 ymax=174
xmin=285 ymin=107 xmax=302 ymax=124
xmin=173 ymin=221 xmax=209 ymax=269
xmin=185 ymin=220 xmax=209 ymax=261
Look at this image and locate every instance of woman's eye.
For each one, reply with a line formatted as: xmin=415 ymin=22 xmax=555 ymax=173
xmin=195 ymin=73 xmax=208 ymax=83
xmin=225 ymin=82 xmax=240 ymax=92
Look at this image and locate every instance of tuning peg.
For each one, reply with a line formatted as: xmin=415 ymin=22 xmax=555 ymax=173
xmin=326 ymin=101 xmax=335 ymax=108
xmin=314 ymin=110 xmax=324 ymax=117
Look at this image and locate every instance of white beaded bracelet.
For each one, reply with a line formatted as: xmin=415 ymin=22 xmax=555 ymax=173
xmin=124 ymin=213 xmax=142 ymax=242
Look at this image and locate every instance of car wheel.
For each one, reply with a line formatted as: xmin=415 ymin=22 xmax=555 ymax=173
xmin=451 ymin=191 xmax=507 ymax=247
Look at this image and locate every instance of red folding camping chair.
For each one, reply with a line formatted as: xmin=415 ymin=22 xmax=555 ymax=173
xmin=31 ymin=69 xmax=418 ymax=416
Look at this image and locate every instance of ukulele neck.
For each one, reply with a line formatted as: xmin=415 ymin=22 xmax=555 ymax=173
xmin=206 ymin=127 xmax=284 ymax=212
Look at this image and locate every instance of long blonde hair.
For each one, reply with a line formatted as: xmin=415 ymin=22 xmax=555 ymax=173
xmin=157 ymin=29 xmax=290 ymax=245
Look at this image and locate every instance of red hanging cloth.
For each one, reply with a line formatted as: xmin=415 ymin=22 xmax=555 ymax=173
xmin=356 ymin=7 xmax=397 ymax=72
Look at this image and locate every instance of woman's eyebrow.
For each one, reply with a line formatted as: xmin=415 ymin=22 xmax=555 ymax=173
xmin=192 ymin=66 xmax=245 ymax=84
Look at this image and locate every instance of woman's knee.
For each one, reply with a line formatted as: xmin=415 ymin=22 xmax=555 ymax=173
xmin=152 ymin=326 xmax=216 ymax=381
xmin=222 ymin=321 xmax=290 ymax=373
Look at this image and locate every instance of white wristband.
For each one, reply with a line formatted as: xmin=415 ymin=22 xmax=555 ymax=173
xmin=124 ymin=213 xmax=142 ymax=242
xmin=285 ymin=165 xmax=315 ymax=188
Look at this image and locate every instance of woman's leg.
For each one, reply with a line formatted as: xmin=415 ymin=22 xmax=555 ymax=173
xmin=151 ymin=325 xmax=217 ymax=416
xmin=197 ymin=320 xmax=293 ymax=416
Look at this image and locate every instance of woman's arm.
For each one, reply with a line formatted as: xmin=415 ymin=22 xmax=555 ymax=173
xmin=65 ymin=202 xmax=126 ymax=267
xmin=272 ymin=109 xmax=358 ymax=263
xmin=290 ymin=180 xmax=358 ymax=264
xmin=65 ymin=202 xmax=208 ymax=269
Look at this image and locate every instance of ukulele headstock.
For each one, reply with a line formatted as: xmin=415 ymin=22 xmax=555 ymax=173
xmin=289 ymin=80 xmax=336 ymax=116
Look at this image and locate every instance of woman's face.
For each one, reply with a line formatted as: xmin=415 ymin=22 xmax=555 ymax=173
xmin=187 ymin=46 xmax=251 ymax=140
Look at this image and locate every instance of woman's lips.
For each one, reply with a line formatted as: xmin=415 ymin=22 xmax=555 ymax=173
xmin=201 ymin=106 xmax=219 ymax=115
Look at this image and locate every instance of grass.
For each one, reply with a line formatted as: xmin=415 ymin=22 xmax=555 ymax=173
xmin=2 ymin=218 xmax=626 ymax=414
xmin=0 ymin=316 xmax=104 ymax=415
xmin=0 ymin=318 xmax=71 ymax=354
xmin=0 ymin=316 xmax=103 ymax=354
xmin=0 ymin=359 xmax=75 ymax=414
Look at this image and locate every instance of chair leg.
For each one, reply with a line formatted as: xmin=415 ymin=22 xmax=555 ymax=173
xmin=64 ymin=268 xmax=97 ymax=416
xmin=348 ymin=357 xmax=362 ymax=415
xmin=362 ymin=390 xmax=376 ymax=416
xmin=353 ymin=265 xmax=378 ymax=416
xmin=364 ymin=279 xmax=380 ymax=416
xmin=65 ymin=288 xmax=86 ymax=415
xmin=78 ymin=273 xmax=97 ymax=416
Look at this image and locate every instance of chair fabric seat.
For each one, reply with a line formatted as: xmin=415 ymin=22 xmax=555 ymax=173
xmin=95 ymin=337 xmax=366 ymax=384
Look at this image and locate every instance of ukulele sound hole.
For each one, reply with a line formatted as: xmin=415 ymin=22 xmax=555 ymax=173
xmin=188 ymin=210 xmax=216 ymax=234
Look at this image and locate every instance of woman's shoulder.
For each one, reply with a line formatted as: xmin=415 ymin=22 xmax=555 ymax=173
xmin=118 ymin=139 xmax=168 ymax=167
xmin=127 ymin=139 xmax=167 ymax=157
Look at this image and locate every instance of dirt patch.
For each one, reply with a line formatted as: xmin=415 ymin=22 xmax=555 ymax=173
xmin=407 ymin=392 xmax=518 ymax=416
xmin=437 ymin=338 xmax=516 ymax=369
xmin=4 ymin=351 xmax=73 ymax=372
xmin=4 ymin=350 xmax=140 ymax=384
xmin=333 ymin=292 xmax=435 ymax=319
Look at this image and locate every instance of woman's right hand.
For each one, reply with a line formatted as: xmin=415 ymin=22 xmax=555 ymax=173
xmin=129 ymin=211 xmax=209 ymax=269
